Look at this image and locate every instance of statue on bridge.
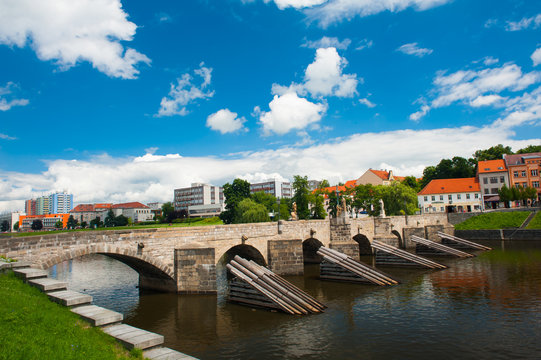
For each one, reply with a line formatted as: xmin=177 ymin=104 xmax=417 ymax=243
xmin=290 ymin=202 xmax=298 ymax=221
xmin=379 ymin=199 xmax=386 ymax=217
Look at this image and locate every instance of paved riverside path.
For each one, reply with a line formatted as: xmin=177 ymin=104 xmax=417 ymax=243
xmin=2 ymin=263 xmax=198 ymax=360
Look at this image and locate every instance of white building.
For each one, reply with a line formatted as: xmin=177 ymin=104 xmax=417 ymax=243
xmin=112 ymin=202 xmax=154 ymax=222
xmin=0 ymin=212 xmax=25 ymax=232
xmin=418 ymin=178 xmax=482 ymax=214
xmin=250 ymin=179 xmax=292 ymax=198
xmin=174 ymin=183 xmax=224 ymax=214
xmin=477 ymin=159 xmax=509 ymax=209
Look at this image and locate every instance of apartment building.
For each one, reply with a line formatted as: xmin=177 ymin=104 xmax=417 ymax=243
xmin=25 ymin=199 xmax=37 ymax=216
xmin=19 ymin=213 xmax=70 ymax=231
xmin=250 ymin=179 xmax=292 ymax=198
xmin=174 ymin=183 xmax=224 ymax=217
xmin=112 ymin=202 xmax=154 ymax=222
xmin=504 ymin=152 xmax=541 ymax=201
xmin=477 ymin=159 xmax=509 ymax=209
xmin=418 ymin=178 xmax=482 ymax=214
xmin=0 ymin=212 xmax=25 ymax=232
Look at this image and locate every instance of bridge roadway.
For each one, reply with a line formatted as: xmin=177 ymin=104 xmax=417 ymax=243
xmin=0 ymin=213 xmax=451 ymax=293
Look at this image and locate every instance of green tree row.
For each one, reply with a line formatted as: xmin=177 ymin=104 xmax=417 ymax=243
xmin=498 ymin=185 xmax=538 ymax=207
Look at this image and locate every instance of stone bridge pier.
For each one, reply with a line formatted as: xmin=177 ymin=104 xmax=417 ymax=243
xmin=0 ymin=214 xmax=452 ymax=294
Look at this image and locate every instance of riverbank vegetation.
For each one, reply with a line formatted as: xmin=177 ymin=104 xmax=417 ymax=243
xmin=0 ymin=271 xmax=143 ymax=360
xmin=455 ymin=211 xmax=531 ymax=230
xmin=526 ymin=212 xmax=541 ymax=229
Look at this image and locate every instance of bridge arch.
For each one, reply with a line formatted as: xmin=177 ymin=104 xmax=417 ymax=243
xmin=391 ymin=230 xmax=403 ymax=248
xmin=303 ymin=238 xmax=324 ymax=263
xmin=353 ymin=234 xmax=373 ymax=255
xmin=38 ymin=244 xmax=176 ymax=292
xmin=218 ymin=244 xmax=267 ymax=267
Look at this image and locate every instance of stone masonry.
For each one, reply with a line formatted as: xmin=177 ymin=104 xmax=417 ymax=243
xmin=267 ymin=239 xmax=303 ymax=276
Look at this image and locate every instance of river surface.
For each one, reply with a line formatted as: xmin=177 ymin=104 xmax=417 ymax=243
xmin=48 ymin=239 xmax=541 ymax=360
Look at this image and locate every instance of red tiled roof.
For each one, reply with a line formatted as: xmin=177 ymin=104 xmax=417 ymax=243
xmin=71 ymin=204 xmax=95 ymax=212
xmin=344 ymin=180 xmax=357 ymax=188
xmin=370 ymin=169 xmax=390 ymax=180
xmin=504 ymin=152 xmax=541 ymax=166
xmin=94 ymin=203 xmax=112 ymax=209
xmin=112 ymin=202 xmax=149 ymax=209
xmin=478 ymin=159 xmax=507 ymax=174
xmin=418 ymin=178 xmax=480 ymax=195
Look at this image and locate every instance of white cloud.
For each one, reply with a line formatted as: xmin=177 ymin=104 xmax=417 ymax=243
xmin=0 ymin=133 xmax=16 ymax=140
xmin=1 ymin=122 xmax=538 ymax=212
xmin=483 ymin=57 xmax=499 ymax=66
xmin=259 ymin=91 xmax=327 ymax=135
xmin=303 ymin=47 xmax=359 ymax=97
xmin=206 ymin=109 xmax=247 ymax=134
xmin=359 ymin=98 xmax=376 ymax=108
xmin=265 ymin=0 xmax=328 ymax=10
xmin=396 ymin=42 xmax=433 ymax=57
xmin=411 ymin=62 xmax=541 ymax=121
xmin=302 ymin=36 xmax=351 ymax=50
xmin=0 ymin=0 xmax=150 ymax=79
xmin=0 ymin=82 xmax=29 ymax=111
xmin=156 ymin=63 xmax=214 ymax=117
xmin=304 ymin=0 xmax=451 ymax=28
xmin=506 ymin=14 xmax=541 ymax=31
xmin=532 ymin=48 xmax=541 ymax=67
xmin=356 ymin=39 xmax=373 ymax=51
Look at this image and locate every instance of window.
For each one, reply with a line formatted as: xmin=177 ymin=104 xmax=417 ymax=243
xmin=440 ymin=195 xmax=443 ymax=201
xmin=466 ymin=194 xmax=470 ymax=199
xmin=483 ymin=178 xmax=488 ymax=184
xmin=500 ymin=176 xmax=505 ymax=183
xmin=448 ymin=195 xmax=452 ymax=201
xmin=431 ymin=196 xmax=435 ymax=201
xmin=491 ymin=188 xmax=499 ymax=194
xmin=490 ymin=177 xmax=497 ymax=184
xmin=484 ymin=189 xmax=489 ymax=194
xmin=521 ymin=170 xmax=527 ymax=177
xmin=457 ymin=194 xmax=461 ymax=200
xmin=440 ymin=207 xmax=444 ymax=212
xmin=533 ymin=181 xmax=540 ymax=188
xmin=475 ymin=193 xmax=479 ymax=199
xmin=514 ymin=171 xmax=519 ymax=177
xmin=532 ymin=169 xmax=538 ymax=177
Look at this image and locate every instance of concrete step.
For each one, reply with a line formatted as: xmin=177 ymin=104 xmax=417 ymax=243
xmin=144 ymin=347 xmax=199 ymax=360
xmin=48 ymin=290 xmax=93 ymax=307
xmin=72 ymin=305 xmax=123 ymax=327
xmin=28 ymin=278 xmax=67 ymax=292
xmin=13 ymin=268 xmax=48 ymax=281
xmin=103 ymin=324 xmax=164 ymax=350
xmin=0 ymin=261 xmax=31 ymax=270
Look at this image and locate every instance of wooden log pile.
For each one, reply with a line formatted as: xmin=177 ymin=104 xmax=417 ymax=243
xmin=411 ymin=235 xmax=474 ymax=258
xmin=372 ymin=241 xmax=447 ymax=269
xmin=437 ymin=232 xmax=492 ymax=251
xmin=317 ymin=247 xmax=399 ymax=286
xmin=226 ymin=256 xmax=326 ymax=315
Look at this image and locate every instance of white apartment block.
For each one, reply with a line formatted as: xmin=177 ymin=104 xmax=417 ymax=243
xmin=250 ymin=179 xmax=292 ymax=198
xmin=418 ymin=178 xmax=482 ymax=214
xmin=174 ymin=183 xmax=224 ymax=213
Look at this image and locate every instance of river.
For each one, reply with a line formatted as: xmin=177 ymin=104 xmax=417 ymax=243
xmin=48 ymin=239 xmax=541 ymax=360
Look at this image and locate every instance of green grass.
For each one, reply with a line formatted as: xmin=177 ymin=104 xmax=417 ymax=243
xmin=526 ymin=212 xmax=541 ymax=229
xmin=454 ymin=211 xmax=531 ymax=230
xmin=1 ymin=217 xmax=223 ymax=238
xmin=0 ymin=271 xmax=144 ymax=360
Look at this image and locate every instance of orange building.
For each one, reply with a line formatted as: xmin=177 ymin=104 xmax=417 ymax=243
xmin=18 ymin=213 xmax=70 ymax=231
xmin=504 ymin=152 xmax=541 ymax=202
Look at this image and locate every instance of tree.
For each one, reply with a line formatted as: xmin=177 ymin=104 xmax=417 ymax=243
xmin=516 ymin=145 xmax=541 ymax=154
xmin=420 ymin=166 xmax=437 ymax=189
xmin=236 ymin=198 xmax=270 ymax=223
xmin=319 ymin=179 xmax=330 ymax=189
xmin=402 ymin=176 xmax=420 ymax=192
xmin=420 ymin=157 xmax=475 ymax=189
xmin=161 ymin=202 xmax=175 ymax=221
xmin=13 ymin=221 xmax=19 ymax=231
xmin=352 ymin=184 xmax=381 ymax=217
xmin=55 ymin=220 xmax=63 ymax=229
xmin=220 ymin=178 xmax=251 ymax=224
xmin=379 ymin=182 xmax=419 ymax=216
xmin=523 ymin=187 xmax=538 ymax=205
xmin=498 ymin=185 xmax=512 ymax=208
xmin=251 ymin=191 xmax=277 ymax=212
xmin=1 ymin=220 xmax=9 ymax=232
xmin=473 ymin=144 xmax=513 ymax=161
xmin=80 ymin=221 xmax=88 ymax=229
xmin=292 ymin=175 xmax=311 ymax=220
xmin=67 ymin=215 xmax=77 ymax=229
xmin=89 ymin=216 xmax=102 ymax=228
xmin=104 ymin=209 xmax=116 ymax=227
xmin=114 ymin=214 xmax=129 ymax=226
xmin=309 ymin=192 xmax=327 ymax=219
xmin=31 ymin=219 xmax=43 ymax=231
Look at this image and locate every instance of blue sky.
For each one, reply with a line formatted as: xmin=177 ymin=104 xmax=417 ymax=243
xmin=1 ymin=0 xmax=540 ymax=211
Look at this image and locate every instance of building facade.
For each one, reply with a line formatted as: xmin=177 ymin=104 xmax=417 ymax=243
xmin=36 ymin=196 xmax=49 ymax=215
xmin=477 ymin=159 xmax=509 ymax=209
xmin=418 ymin=178 xmax=482 ymax=214
xmin=174 ymin=183 xmax=224 ymax=212
xmin=250 ymin=179 xmax=292 ymax=198
xmin=0 ymin=212 xmax=25 ymax=232
xmin=112 ymin=202 xmax=154 ymax=222
xmin=49 ymin=192 xmax=74 ymax=214
xmin=355 ymin=169 xmax=405 ymax=186
xmin=504 ymin=152 xmax=541 ymax=201
xmin=25 ymin=199 xmax=37 ymax=216
xmin=19 ymin=213 xmax=70 ymax=231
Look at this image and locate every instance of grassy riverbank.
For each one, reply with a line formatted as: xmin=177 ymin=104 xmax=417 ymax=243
xmin=526 ymin=212 xmax=541 ymax=229
xmin=0 ymin=271 xmax=143 ymax=360
xmin=2 ymin=217 xmax=223 ymax=238
xmin=454 ymin=211 xmax=530 ymax=230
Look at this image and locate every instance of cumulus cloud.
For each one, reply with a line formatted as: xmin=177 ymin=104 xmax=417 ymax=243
xmin=206 ymin=109 xmax=247 ymax=134
xmin=396 ymin=42 xmax=433 ymax=57
xmin=156 ymin=63 xmax=214 ymax=117
xmin=1 ymin=122 xmax=538 ymax=212
xmin=505 ymin=14 xmax=541 ymax=31
xmin=483 ymin=57 xmax=499 ymax=66
xmin=265 ymin=0 xmax=328 ymax=10
xmin=304 ymin=0 xmax=452 ymax=28
xmin=0 ymin=82 xmax=29 ymax=111
xmin=303 ymin=47 xmax=359 ymax=98
xmin=359 ymin=98 xmax=376 ymax=108
xmin=258 ymin=91 xmax=327 ymax=135
xmin=410 ymin=62 xmax=541 ymax=121
xmin=532 ymin=48 xmax=541 ymax=67
xmin=0 ymin=0 xmax=150 ymax=79
xmin=302 ymin=36 xmax=351 ymax=50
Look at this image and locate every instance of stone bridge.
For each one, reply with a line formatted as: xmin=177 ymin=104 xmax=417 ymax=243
xmin=0 ymin=214 xmax=452 ymax=293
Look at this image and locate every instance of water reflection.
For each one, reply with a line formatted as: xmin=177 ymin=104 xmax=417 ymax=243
xmin=48 ymin=241 xmax=541 ymax=360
